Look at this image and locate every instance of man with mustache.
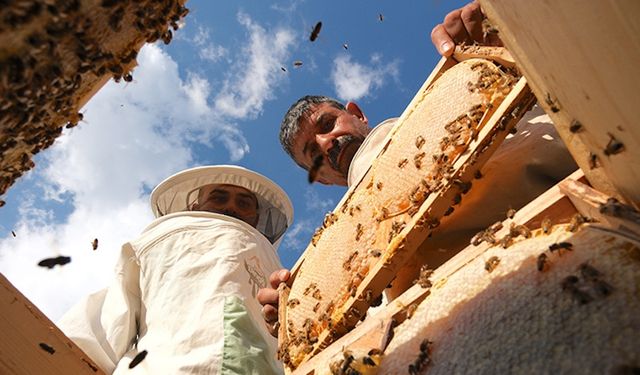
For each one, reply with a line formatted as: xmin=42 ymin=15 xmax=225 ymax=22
xmin=258 ymin=1 xmax=577 ymax=336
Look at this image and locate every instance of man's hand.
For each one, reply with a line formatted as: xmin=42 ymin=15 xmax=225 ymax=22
xmin=257 ymin=269 xmax=290 ymax=337
xmin=430 ymin=1 xmax=503 ymax=57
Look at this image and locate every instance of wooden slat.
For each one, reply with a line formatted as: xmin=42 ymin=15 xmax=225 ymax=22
xmin=0 ymin=273 xmax=104 ymax=375
xmin=479 ymin=0 xmax=640 ymax=206
xmin=293 ymin=169 xmax=584 ymax=374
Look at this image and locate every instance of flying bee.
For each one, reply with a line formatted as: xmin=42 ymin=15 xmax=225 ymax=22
xmin=287 ymin=298 xmax=300 ymax=308
xmin=485 ymin=256 xmax=500 ymax=273
xmin=549 ymin=241 xmax=573 ymax=255
xmin=537 ymin=253 xmax=549 ymax=272
xmin=604 ymin=133 xmax=624 ymax=156
xmin=39 ymin=343 xmax=55 ymax=354
xmin=569 ymin=120 xmax=583 ymax=133
xmin=91 ymin=238 xmax=98 ymax=250
xmin=293 ymin=60 xmax=303 ymax=67
xmin=11 ymin=230 xmax=16 ymax=237
xmin=128 ymin=350 xmax=148 ymax=369
xmin=378 ymin=13 xmax=384 ymax=22
xmin=309 ymin=21 xmax=322 ymax=42
xmin=342 ymin=43 xmax=348 ymax=50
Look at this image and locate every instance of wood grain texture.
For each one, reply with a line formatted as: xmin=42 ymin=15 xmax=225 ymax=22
xmin=479 ymin=0 xmax=640 ymax=206
xmin=0 ymin=273 xmax=105 ymax=375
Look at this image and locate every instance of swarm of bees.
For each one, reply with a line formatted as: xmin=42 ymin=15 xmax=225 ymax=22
xmin=0 ymin=0 xmax=190 ymax=197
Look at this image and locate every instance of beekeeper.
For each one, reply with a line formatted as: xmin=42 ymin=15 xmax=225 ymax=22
xmin=58 ymin=165 xmax=293 ymax=374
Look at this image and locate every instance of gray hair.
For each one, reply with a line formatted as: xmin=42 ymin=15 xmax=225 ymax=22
xmin=279 ymin=95 xmax=345 ymax=168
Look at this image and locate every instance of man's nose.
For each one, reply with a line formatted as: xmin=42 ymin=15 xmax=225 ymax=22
xmin=316 ymin=133 xmax=336 ymax=154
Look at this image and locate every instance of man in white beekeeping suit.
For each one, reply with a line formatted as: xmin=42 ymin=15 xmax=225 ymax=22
xmin=58 ymin=165 xmax=293 ymax=374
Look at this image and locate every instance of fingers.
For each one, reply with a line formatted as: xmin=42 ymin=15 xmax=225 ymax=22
xmin=430 ymin=24 xmax=455 ymax=57
xmin=443 ymin=8 xmax=471 ymax=45
xmin=257 ymin=286 xmax=280 ymax=307
xmin=262 ymin=304 xmax=280 ymax=338
xmin=269 ymin=269 xmax=290 ymax=289
xmin=460 ymin=2 xmax=484 ymax=42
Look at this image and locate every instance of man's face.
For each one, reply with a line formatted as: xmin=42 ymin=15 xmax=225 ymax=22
xmin=291 ymin=102 xmax=370 ymax=185
xmin=192 ymin=184 xmax=259 ymax=227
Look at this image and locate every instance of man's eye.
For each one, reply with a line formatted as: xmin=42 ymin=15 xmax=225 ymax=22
xmin=318 ymin=118 xmax=334 ymax=134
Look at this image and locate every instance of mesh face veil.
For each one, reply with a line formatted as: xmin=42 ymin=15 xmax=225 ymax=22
xmin=150 ymin=166 xmax=293 ymax=246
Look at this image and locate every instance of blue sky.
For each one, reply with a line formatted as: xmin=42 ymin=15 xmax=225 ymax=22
xmin=0 ymin=0 xmax=468 ymax=320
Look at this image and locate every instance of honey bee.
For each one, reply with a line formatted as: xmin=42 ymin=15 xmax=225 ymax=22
xmin=11 ymin=230 xmax=16 ymax=237
xmin=415 ymin=135 xmax=425 ymax=149
xmin=378 ymin=13 xmax=384 ymax=22
xmin=537 ymin=253 xmax=548 ymax=272
xmin=161 ymin=30 xmax=173 ymax=45
xmin=293 ymin=60 xmax=303 ymax=67
xmin=514 ymin=223 xmax=531 ymax=238
xmin=474 ymin=170 xmax=483 ymax=179
xmin=406 ymin=303 xmax=418 ymax=319
xmin=452 ymin=193 xmax=462 ymax=205
xmin=499 ymin=234 xmax=513 ymax=249
xmin=91 ymin=238 xmax=98 ymax=250
xmin=485 ymin=256 xmax=500 ymax=273
xmin=123 ymin=73 xmax=133 ymax=82
xmin=413 ymin=152 xmax=426 ymax=169
xmin=303 ymin=283 xmax=317 ymax=296
xmin=604 ymin=133 xmax=624 ymax=156
xmin=311 ymin=226 xmax=323 ymax=246
xmin=128 ymin=350 xmax=148 ymax=369
xmin=376 ymin=181 xmax=383 ymax=190
xmin=444 ymin=206 xmax=454 ymax=216
xmin=398 ymin=158 xmax=409 ymax=168
xmin=39 ymin=342 xmax=55 ymax=354
xmin=599 ymin=197 xmax=640 ymax=222
xmin=355 ymin=223 xmax=364 ymax=241
xmin=415 ymin=265 xmax=433 ymax=288
xmin=545 ymin=93 xmax=560 ymax=113
xmin=313 ymin=302 xmax=321 ymax=312
xmin=588 ymin=152 xmax=599 ymax=169
xmin=368 ymin=249 xmax=382 ymax=257
xmin=287 ymin=298 xmax=300 ymax=308
xmin=506 ymin=208 xmax=516 ymax=219
xmin=549 ymin=241 xmax=573 ymax=255
xmin=342 ymin=43 xmax=348 ymax=50
xmin=309 ymin=21 xmax=322 ymax=42
xmin=568 ymin=213 xmax=588 ymax=232
xmin=569 ymin=120 xmax=583 ymax=133
xmin=541 ymin=218 xmax=552 ymax=234
xmin=312 ymin=289 xmax=322 ymax=300
xmin=343 ymin=251 xmax=359 ymax=271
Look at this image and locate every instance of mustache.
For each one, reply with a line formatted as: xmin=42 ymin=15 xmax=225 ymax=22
xmin=328 ymin=135 xmax=358 ymax=170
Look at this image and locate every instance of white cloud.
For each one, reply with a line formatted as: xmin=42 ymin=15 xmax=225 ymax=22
xmin=304 ymin=188 xmax=335 ymax=212
xmin=214 ymin=12 xmax=295 ymax=119
xmin=200 ymin=45 xmax=228 ymax=63
xmin=0 ymin=13 xmax=298 ymax=322
xmin=282 ymin=220 xmax=314 ymax=252
xmin=331 ymin=54 xmax=400 ymax=102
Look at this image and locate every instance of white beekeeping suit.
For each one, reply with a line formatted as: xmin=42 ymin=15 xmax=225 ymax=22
xmin=58 ymin=166 xmax=293 ymax=374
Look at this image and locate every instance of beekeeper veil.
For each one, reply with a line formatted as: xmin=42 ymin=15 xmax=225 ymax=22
xmin=150 ymin=165 xmax=293 ymax=246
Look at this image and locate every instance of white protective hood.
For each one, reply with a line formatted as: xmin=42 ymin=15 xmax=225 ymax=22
xmin=150 ymin=165 xmax=293 ymax=247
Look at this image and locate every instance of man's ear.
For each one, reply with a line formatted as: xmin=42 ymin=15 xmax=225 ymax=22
xmin=345 ymin=101 xmax=368 ymax=124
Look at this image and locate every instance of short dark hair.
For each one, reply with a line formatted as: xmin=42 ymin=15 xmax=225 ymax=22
xmin=279 ymin=95 xmax=345 ymax=168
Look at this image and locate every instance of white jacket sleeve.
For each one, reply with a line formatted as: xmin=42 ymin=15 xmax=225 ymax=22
xmin=57 ymin=243 xmax=141 ymax=374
